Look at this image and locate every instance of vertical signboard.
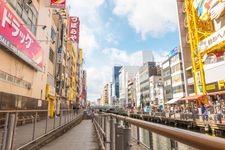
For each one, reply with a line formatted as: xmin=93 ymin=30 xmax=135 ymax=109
xmin=0 ymin=0 xmax=44 ymax=70
xmin=57 ymin=47 xmax=63 ymax=63
xmin=79 ymin=48 xmax=82 ymax=65
xmin=68 ymin=16 xmax=80 ymax=43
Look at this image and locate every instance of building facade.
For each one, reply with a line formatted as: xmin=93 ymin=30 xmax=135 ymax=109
xmin=149 ymin=76 xmax=164 ymax=106
xmin=0 ymin=0 xmax=83 ymax=116
xmin=119 ymin=66 xmax=139 ymax=107
xmin=176 ymin=0 xmax=195 ymax=97
xmin=112 ymin=66 xmax=122 ymax=104
xmin=162 ymin=48 xmax=185 ymax=103
xmin=139 ymin=62 xmax=160 ymax=105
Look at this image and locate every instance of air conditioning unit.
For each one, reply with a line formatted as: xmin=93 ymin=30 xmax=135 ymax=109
xmin=26 ymin=83 xmax=32 ymax=90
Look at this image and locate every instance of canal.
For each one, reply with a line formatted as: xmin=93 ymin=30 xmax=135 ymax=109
xmin=131 ymin=125 xmax=199 ymax=150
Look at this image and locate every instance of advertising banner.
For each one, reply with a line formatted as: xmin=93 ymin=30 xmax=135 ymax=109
xmin=68 ymin=16 xmax=80 ymax=43
xmin=194 ymin=0 xmax=225 ymax=52
xmin=0 ymin=0 xmax=44 ymax=70
xmin=79 ymin=48 xmax=82 ymax=65
xmin=50 ymin=0 xmax=66 ymax=8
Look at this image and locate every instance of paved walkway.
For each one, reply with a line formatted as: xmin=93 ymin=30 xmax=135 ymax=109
xmin=40 ymin=120 xmax=99 ymax=150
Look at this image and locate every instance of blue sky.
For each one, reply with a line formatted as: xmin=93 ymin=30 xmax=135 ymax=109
xmin=67 ymin=0 xmax=179 ymax=101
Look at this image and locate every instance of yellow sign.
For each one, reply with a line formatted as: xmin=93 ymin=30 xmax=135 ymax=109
xmin=79 ymin=48 xmax=83 ymax=64
xmin=206 ymin=84 xmax=216 ymax=91
xmin=218 ymin=80 xmax=225 ymax=90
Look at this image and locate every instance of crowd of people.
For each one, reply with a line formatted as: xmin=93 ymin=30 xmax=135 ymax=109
xmin=131 ymin=95 xmax=225 ymax=124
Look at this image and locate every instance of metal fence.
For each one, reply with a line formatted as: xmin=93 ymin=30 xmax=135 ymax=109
xmin=94 ymin=113 xmax=225 ymax=150
xmin=0 ymin=109 xmax=81 ymax=150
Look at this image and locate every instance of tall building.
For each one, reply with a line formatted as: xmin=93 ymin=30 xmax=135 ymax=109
xmin=112 ymin=66 xmax=122 ymax=102
xmin=139 ymin=62 xmax=160 ymax=105
xmin=100 ymin=83 xmax=109 ymax=105
xmin=127 ymin=79 xmax=136 ymax=108
xmin=176 ymin=0 xmax=195 ymax=97
xmin=135 ymin=72 xmax=141 ymax=107
xmin=107 ymin=82 xmax=113 ymax=105
xmin=119 ymin=66 xmax=139 ymax=107
xmin=149 ymin=76 xmax=164 ymax=105
xmin=162 ymin=47 xmax=185 ymax=103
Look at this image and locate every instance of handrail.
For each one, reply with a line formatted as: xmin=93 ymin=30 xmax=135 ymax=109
xmin=94 ymin=119 xmax=106 ymax=138
xmin=0 ymin=110 xmax=48 ymax=113
xmin=109 ymin=113 xmax=225 ymax=150
xmin=0 ymin=109 xmax=74 ymax=113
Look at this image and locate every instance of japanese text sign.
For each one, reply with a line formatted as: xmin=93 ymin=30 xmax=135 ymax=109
xmin=69 ymin=16 xmax=80 ymax=43
xmin=0 ymin=0 xmax=44 ymax=70
xmin=50 ymin=0 xmax=66 ymax=8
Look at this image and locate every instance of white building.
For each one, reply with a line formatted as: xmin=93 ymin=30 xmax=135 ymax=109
xmin=135 ymin=71 xmax=141 ymax=108
xmin=140 ymin=50 xmax=155 ymax=65
xmin=149 ymin=76 xmax=164 ymax=105
xmin=119 ymin=66 xmax=139 ymax=107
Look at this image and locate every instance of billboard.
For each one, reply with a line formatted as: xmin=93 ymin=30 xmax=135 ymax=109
xmin=193 ymin=0 xmax=225 ymax=21
xmin=0 ymin=0 xmax=44 ymax=70
xmin=50 ymin=0 xmax=66 ymax=8
xmin=68 ymin=16 xmax=80 ymax=43
xmin=194 ymin=0 xmax=225 ymax=52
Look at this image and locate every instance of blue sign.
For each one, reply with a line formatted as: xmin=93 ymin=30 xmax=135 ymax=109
xmin=168 ymin=47 xmax=178 ymax=57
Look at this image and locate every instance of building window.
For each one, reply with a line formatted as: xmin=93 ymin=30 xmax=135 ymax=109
xmin=164 ymin=79 xmax=171 ymax=86
xmin=171 ymin=64 xmax=182 ymax=74
xmin=170 ymin=54 xmax=180 ymax=64
xmin=163 ymin=69 xmax=170 ymax=77
xmin=8 ymin=0 xmax=38 ymax=34
xmin=49 ymin=48 xmax=54 ymax=63
xmin=173 ymin=85 xmax=184 ymax=94
xmin=172 ymin=74 xmax=183 ymax=84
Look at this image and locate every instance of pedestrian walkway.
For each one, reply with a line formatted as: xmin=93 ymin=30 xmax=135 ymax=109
xmin=40 ymin=120 xmax=99 ymax=150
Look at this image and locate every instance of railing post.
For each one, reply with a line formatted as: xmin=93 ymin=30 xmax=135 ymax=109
xmin=137 ymin=126 xmax=140 ymax=145
xmin=45 ymin=111 xmax=48 ymax=134
xmin=59 ymin=110 xmax=62 ymax=126
xmin=53 ymin=112 xmax=56 ymax=129
xmin=5 ymin=113 xmax=17 ymax=150
xmin=123 ymin=122 xmax=131 ymax=150
xmin=115 ymin=124 xmax=123 ymax=150
xmin=2 ymin=113 xmax=9 ymax=150
xmin=149 ymin=131 xmax=153 ymax=150
xmin=32 ymin=112 xmax=37 ymax=140
xmin=110 ymin=117 xmax=114 ymax=150
xmin=104 ymin=116 xmax=107 ymax=148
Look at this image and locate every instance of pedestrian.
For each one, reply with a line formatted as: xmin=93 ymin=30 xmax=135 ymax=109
xmin=91 ymin=109 xmax=95 ymax=123
xmin=201 ymin=102 xmax=208 ymax=121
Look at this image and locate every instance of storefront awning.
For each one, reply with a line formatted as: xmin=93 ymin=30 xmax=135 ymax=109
xmin=165 ymin=97 xmax=182 ymax=104
xmin=181 ymin=95 xmax=204 ymax=101
xmin=207 ymin=90 xmax=225 ymax=96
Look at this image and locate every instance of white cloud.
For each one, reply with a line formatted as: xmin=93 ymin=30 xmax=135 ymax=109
xmin=113 ymin=0 xmax=178 ymax=38
xmin=102 ymin=48 xmax=143 ymax=66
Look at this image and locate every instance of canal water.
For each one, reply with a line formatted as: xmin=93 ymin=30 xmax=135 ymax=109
xmin=131 ymin=125 xmax=199 ymax=150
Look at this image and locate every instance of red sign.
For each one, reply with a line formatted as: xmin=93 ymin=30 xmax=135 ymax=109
xmin=50 ymin=0 xmax=66 ymax=8
xmin=0 ymin=0 xmax=44 ymax=70
xmin=68 ymin=16 xmax=80 ymax=43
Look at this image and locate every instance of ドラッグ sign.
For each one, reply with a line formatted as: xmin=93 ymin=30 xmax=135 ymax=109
xmin=0 ymin=0 xmax=44 ymax=70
